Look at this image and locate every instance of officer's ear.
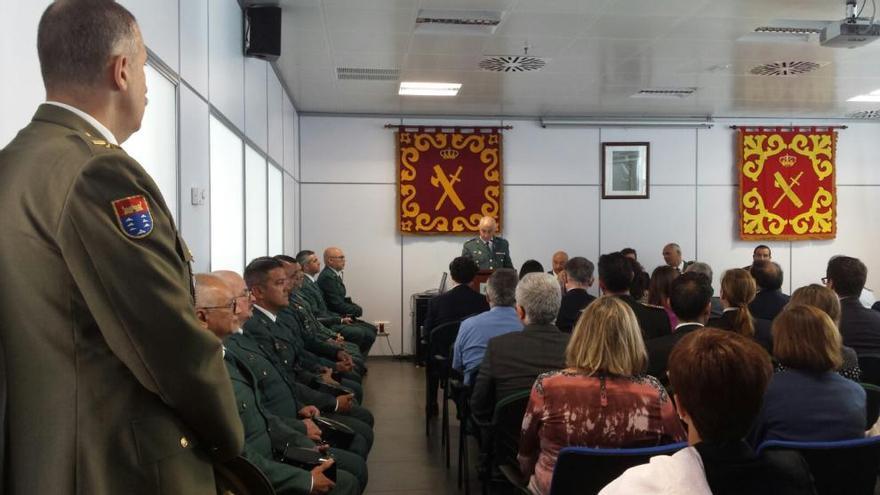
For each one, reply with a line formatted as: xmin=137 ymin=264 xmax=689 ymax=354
xmin=195 ymin=308 xmax=209 ymax=327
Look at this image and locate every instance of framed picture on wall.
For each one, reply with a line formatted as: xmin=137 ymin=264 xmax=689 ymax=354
xmin=602 ymin=142 xmax=650 ymax=199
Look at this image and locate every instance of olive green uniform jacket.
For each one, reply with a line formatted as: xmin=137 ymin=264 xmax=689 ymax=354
xmin=462 ymin=236 xmax=514 ymax=270
xmin=0 ymin=104 xmax=243 ymax=494
xmin=301 ymin=276 xmax=376 ymax=353
xmin=317 ymin=267 xmax=365 ymax=318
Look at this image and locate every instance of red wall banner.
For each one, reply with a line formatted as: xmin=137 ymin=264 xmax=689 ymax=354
xmin=739 ymin=128 xmax=837 ymax=240
xmin=397 ymin=128 xmax=502 ymax=234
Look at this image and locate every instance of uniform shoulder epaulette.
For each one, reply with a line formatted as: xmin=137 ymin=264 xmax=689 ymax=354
xmin=70 ymin=131 xmax=122 ymax=154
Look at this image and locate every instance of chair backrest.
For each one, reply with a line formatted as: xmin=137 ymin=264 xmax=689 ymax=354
xmin=491 ymin=389 xmax=531 ymax=467
xmin=429 ymin=319 xmax=462 ymax=359
xmin=861 ymin=382 xmax=880 ymax=429
xmin=548 ymin=442 xmax=688 ymax=495
xmin=757 ymin=436 xmax=880 ymax=495
xmin=857 ymin=354 xmax=880 ymax=387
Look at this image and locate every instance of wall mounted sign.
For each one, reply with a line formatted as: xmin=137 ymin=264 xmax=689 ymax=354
xmin=739 ymin=128 xmax=837 ymax=240
xmin=396 ymin=127 xmax=503 ymax=234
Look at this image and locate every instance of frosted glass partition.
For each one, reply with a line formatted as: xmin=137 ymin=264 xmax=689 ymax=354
xmin=245 ymin=145 xmax=268 ymax=263
xmin=125 ymin=65 xmax=178 ymax=219
xmin=268 ymin=164 xmax=283 ymax=255
xmin=209 ymin=116 xmax=244 ymax=271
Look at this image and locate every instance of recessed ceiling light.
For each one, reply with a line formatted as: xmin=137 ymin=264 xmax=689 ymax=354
xmin=399 ymin=82 xmax=462 ymax=96
xmin=848 ymin=88 xmax=880 ymax=102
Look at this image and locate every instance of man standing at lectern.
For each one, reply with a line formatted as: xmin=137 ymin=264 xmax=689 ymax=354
xmin=462 ymin=215 xmax=514 ymax=270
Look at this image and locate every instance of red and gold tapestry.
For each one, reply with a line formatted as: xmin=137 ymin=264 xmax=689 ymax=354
xmin=397 ymin=128 xmax=502 ymax=234
xmin=739 ymin=128 xmax=836 ymax=240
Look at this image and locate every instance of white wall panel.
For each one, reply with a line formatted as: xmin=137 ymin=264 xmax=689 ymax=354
xmin=283 ymin=174 xmax=298 ymax=254
xmin=179 ymin=85 xmax=211 ymax=272
xmin=600 ymin=128 xmax=697 ymax=185
xmin=696 ymin=185 xmax=792 ymax=293
xmin=600 ymin=187 xmax=697 ymax=275
xmin=179 ymin=0 xmax=208 ymax=98
xmin=267 ymin=69 xmax=284 ymax=164
xmin=790 ymin=186 xmax=880 ymax=294
xmin=283 ymin=96 xmax=298 ymax=177
xmin=697 ymin=126 xmax=738 ymax=185
xmin=301 ymin=184 xmax=402 ymax=356
xmin=209 ymin=0 xmax=244 ymax=130
xmin=244 ymin=58 xmax=268 ymax=152
xmin=122 ymin=0 xmax=179 ymax=71
xmin=0 ymin=0 xmax=50 ymax=147
xmin=301 ymin=117 xmax=395 ymax=183
xmin=837 ymin=124 xmax=880 ymax=185
xmin=504 ymin=120 xmax=600 ymax=185
xmin=507 ymin=185 xmax=602 ymax=295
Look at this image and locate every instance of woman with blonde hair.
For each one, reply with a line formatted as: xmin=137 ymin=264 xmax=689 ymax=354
xmin=749 ymin=304 xmax=865 ymax=446
xmin=518 ymin=296 xmax=686 ymax=495
xmin=707 ymin=268 xmax=773 ymax=352
xmin=789 ymin=283 xmax=860 ymax=381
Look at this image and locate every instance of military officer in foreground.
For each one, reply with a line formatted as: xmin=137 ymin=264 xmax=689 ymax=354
xmin=0 ymin=2 xmax=242 ymax=493
xmin=462 ymin=215 xmax=514 ymax=270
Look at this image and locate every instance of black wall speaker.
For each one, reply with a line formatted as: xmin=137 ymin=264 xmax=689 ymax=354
xmin=245 ymin=6 xmax=281 ymax=61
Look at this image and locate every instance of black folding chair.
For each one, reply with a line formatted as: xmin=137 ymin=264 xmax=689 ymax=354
xmin=861 ymin=382 xmax=880 ymax=429
xmin=471 ymin=389 xmax=531 ymax=494
xmin=758 ymin=437 xmax=880 ymax=495
xmin=857 ymin=354 xmax=880 ymax=387
xmin=548 ymin=442 xmax=687 ymax=495
xmin=425 ymin=320 xmax=462 ymax=457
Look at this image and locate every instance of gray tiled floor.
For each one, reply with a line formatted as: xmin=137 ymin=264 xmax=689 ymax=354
xmin=362 ymin=357 xmax=482 ymax=495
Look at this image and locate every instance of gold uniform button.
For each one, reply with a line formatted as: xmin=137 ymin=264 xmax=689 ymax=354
xmin=180 ymin=436 xmax=190 ymax=448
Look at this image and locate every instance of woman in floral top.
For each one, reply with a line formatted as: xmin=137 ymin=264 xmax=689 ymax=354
xmin=517 ymin=296 xmax=686 ymax=495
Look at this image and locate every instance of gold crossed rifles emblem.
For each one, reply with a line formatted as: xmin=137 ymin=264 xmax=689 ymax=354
xmin=431 ymin=164 xmax=466 ymax=211
xmin=772 ymin=171 xmax=804 ymax=209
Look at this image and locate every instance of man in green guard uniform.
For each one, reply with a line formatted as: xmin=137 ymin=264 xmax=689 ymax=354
xmin=462 ymin=216 xmax=514 ymax=270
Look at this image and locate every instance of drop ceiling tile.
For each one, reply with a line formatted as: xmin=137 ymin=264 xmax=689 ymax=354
xmin=416 ymin=0 xmax=518 ymax=10
xmin=409 ymin=34 xmax=487 ymax=55
xmin=495 ymin=12 xmax=593 ymax=38
xmin=585 ymin=14 xmax=685 ymax=39
xmin=324 ymin=7 xmax=416 ymax=33
xmin=602 ymin=0 xmax=713 ymax=17
xmin=330 ymin=31 xmax=411 ymax=52
xmin=665 ymin=17 xmax=773 ymax=41
xmin=481 ymin=35 xmax=575 ymax=58
xmin=513 ymin=0 xmax=611 ymax=14
xmin=333 ymin=51 xmax=406 ymax=70
xmin=402 ymin=53 xmax=485 ymax=71
xmin=281 ymin=4 xmax=324 ymax=31
xmin=282 ymin=28 xmax=329 ymax=54
xmin=560 ymin=37 xmax=650 ymax=59
xmin=323 ymin=0 xmax=417 ymax=10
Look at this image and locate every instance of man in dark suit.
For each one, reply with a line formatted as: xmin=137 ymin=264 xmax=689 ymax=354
xmin=548 ymin=250 xmax=569 ymax=278
xmin=556 ymin=257 xmax=596 ymax=333
xmin=424 ymin=257 xmax=490 ymax=335
xmin=684 ymin=262 xmax=723 ymax=318
xmin=827 ymin=256 xmax=880 ymax=355
xmin=471 ymin=273 xmax=569 ymax=422
xmin=646 ymin=272 xmax=713 ymax=385
xmin=662 ymin=243 xmax=694 ymax=272
xmin=598 ymin=252 xmax=671 ymax=340
xmin=749 ymin=260 xmax=790 ymax=321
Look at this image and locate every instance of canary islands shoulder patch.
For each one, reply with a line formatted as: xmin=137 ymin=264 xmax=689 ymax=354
xmin=112 ymin=195 xmax=153 ymax=239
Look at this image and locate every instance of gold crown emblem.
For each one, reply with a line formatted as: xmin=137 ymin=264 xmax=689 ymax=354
xmin=779 ymin=153 xmax=797 ymax=167
xmin=440 ymin=148 xmax=459 ymax=160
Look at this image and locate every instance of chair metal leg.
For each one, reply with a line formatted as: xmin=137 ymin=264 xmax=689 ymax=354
xmin=462 ymin=420 xmax=470 ymax=495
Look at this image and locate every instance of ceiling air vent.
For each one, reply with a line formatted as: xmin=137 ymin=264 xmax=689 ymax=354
xmin=749 ymin=61 xmax=824 ymax=76
xmin=479 ymin=55 xmax=546 ymax=72
xmin=631 ymin=87 xmax=697 ymax=99
xmin=336 ymin=67 xmax=400 ymax=81
xmin=846 ymin=109 xmax=880 ymax=120
xmin=415 ymin=9 xmax=503 ymax=35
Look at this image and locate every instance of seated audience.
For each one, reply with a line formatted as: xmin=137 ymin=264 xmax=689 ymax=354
xmin=749 ymin=260 xmax=790 ymax=320
xmin=424 ymin=257 xmax=489 ymax=415
xmin=598 ymin=252 xmax=671 ymax=340
xmin=789 ymin=284 xmax=861 ymax=381
xmin=647 ymin=265 xmax=679 ymax=329
xmin=471 ymin=273 xmax=569 ymax=422
xmin=746 ymin=244 xmax=772 ymax=269
xmin=548 ymin=250 xmax=568 ymax=278
xmin=826 ymin=255 xmax=880 ymax=355
xmin=317 ymin=248 xmax=379 ymax=347
xmin=519 ymin=259 xmax=545 ymax=280
xmin=684 ymin=261 xmax=723 ymax=317
xmin=708 ymin=269 xmax=773 ymax=353
xmin=646 ymin=272 xmax=713 ymax=385
xmin=453 ymin=269 xmax=522 ymax=384
xmin=749 ymin=305 xmax=866 ymax=446
xmin=620 ymin=247 xmax=638 ymax=260
xmin=627 ymin=257 xmax=650 ymax=303
xmin=518 ymin=297 xmax=686 ymax=495
xmin=555 ymin=257 xmax=596 ymax=333
xmin=662 ymin=243 xmax=693 ymax=272
xmin=195 ymin=273 xmax=362 ymax=495
xmin=602 ymin=330 xmax=815 ymax=495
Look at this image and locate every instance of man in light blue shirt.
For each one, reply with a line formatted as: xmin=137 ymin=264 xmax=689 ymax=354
xmin=453 ymin=268 xmax=523 ymax=384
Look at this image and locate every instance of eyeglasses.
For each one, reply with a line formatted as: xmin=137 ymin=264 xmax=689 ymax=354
xmin=329 ymin=255 xmax=346 ymax=260
xmin=198 ymin=299 xmax=238 ymax=313
xmin=235 ymin=289 xmax=252 ymax=300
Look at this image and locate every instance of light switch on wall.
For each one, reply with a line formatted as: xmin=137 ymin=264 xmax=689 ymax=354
xmin=191 ymin=187 xmax=207 ymax=205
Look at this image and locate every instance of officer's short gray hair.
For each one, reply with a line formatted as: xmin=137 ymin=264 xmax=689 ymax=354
xmin=486 ymin=268 xmax=517 ymax=307
xmin=685 ymin=262 xmax=714 ymax=282
xmin=516 ymin=273 xmax=562 ymax=325
xmin=38 ymin=0 xmax=139 ymax=92
xmin=565 ymin=257 xmax=595 ymax=285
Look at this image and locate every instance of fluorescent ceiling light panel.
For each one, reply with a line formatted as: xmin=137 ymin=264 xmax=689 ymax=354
xmin=848 ymin=88 xmax=880 ymax=102
xmin=399 ymin=82 xmax=462 ymax=96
